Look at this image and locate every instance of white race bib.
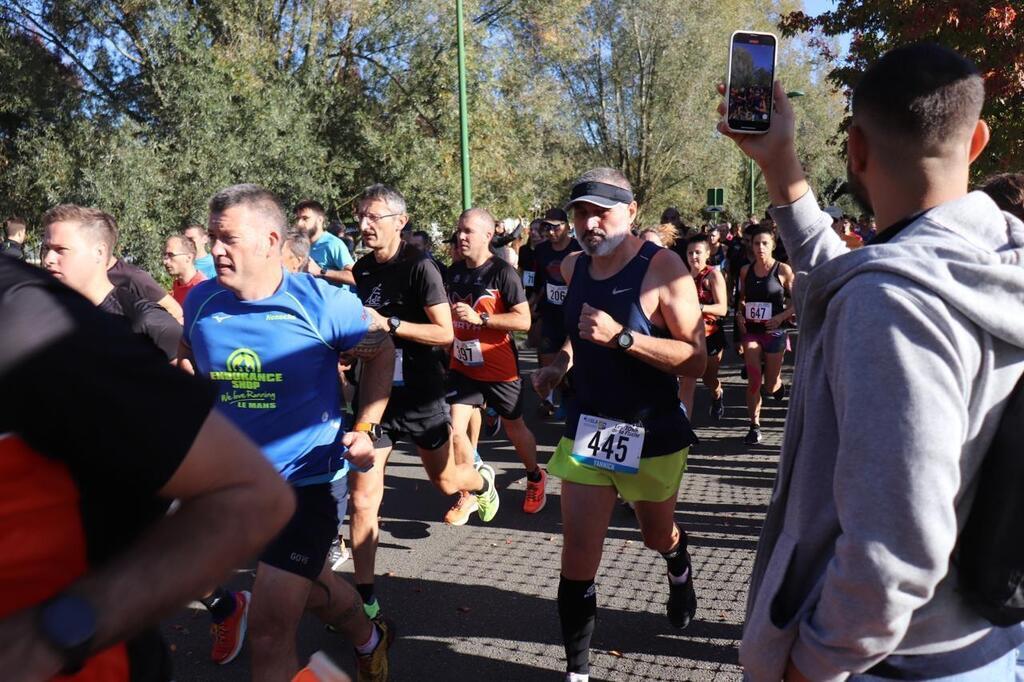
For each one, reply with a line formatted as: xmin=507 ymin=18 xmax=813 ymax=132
xmin=522 ymin=270 xmax=536 ymax=287
xmin=393 ymin=348 xmax=404 ymax=386
xmin=744 ymin=301 xmax=772 ymax=322
xmin=571 ymin=414 xmax=645 ymax=474
xmin=453 ymin=337 xmax=484 ymax=367
xmin=546 ymin=282 xmax=568 ymax=305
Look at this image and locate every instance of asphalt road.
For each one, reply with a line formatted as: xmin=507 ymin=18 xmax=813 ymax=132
xmin=163 ymin=341 xmax=789 ymax=681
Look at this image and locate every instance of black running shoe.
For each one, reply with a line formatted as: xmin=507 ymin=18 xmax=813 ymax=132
xmin=772 ymin=384 xmax=787 ymax=402
xmin=740 ymin=365 xmax=748 ymax=380
xmin=709 ymin=394 xmax=725 ymax=421
xmin=744 ymin=424 xmax=762 ymax=445
xmin=666 ymin=553 xmax=698 ymax=629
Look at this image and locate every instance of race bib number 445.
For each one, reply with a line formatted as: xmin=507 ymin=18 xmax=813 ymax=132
xmin=744 ymin=301 xmax=772 ymax=322
xmin=571 ymin=414 xmax=645 ymax=474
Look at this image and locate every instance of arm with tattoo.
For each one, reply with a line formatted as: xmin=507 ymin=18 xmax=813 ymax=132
xmin=348 ymin=309 xmax=394 ymax=427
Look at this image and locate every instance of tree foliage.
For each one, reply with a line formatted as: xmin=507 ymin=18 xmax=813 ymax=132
xmin=781 ymin=1 xmax=1024 ymax=178
xmin=1 ymin=0 xmax=846 ymax=268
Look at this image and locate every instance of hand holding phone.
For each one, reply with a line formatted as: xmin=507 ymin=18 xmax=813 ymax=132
xmin=726 ymin=31 xmax=778 ymax=134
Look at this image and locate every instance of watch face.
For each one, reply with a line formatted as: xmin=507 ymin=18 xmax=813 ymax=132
xmin=388 ymin=316 xmax=401 ymax=330
xmin=42 ymin=595 xmax=96 ymax=648
xmin=617 ymin=330 xmax=633 ymax=349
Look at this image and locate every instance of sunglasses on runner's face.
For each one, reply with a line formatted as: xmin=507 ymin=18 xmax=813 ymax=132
xmin=541 ymin=222 xmax=564 ymax=232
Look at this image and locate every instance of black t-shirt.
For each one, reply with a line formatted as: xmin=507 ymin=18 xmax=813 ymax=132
xmin=99 ymin=285 xmax=183 ymax=360
xmin=518 ymin=243 xmax=537 ymax=296
xmin=533 ymin=238 xmax=580 ymax=325
xmin=108 ymin=258 xmax=168 ymax=304
xmin=0 ymin=258 xmax=216 ymax=679
xmin=1 ymin=239 xmax=26 ymax=260
xmin=353 ymin=241 xmax=450 ymax=402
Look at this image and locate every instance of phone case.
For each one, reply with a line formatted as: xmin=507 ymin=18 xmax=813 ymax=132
xmin=725 ymin=30 xmax=778 ymax=135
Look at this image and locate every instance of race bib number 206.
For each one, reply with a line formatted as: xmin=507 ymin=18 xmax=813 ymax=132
xmin=571 ymin=414 xmax=645 ymax=474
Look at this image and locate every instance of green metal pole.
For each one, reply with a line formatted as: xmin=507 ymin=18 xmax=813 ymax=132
xmin=748 ymin=157 xmax=755 ymax=218
xmin=456 ymin=0 xmax=473 ymax=210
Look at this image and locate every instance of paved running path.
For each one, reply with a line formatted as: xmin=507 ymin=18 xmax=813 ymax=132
xmin=164 ymin=339 xmax=791 ymax=681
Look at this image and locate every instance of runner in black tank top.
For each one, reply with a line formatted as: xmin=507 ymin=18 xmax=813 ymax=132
xmin=530 ymin=170 xmax=707 ymax=682
xmin=737 ymin=225 xmax=795 ymax=445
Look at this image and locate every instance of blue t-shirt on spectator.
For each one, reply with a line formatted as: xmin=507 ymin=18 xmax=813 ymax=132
xmin=194 ymin=254 xmax=217 ymax=279
xmin=183 ymin=270 xmax=368 ymax=485
xmin=310 ymin=231 xmax=354 ymax=292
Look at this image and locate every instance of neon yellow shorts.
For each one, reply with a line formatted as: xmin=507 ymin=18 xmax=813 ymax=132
xmin=547 ymin=437 xmax=689 ymax=503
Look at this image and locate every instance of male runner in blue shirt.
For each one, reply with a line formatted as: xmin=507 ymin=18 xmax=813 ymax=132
xmin=179 ymin=184 xmax=395 ymax=681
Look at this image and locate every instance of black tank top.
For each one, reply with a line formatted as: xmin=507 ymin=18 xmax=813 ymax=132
xmin=563 ymin=241 xmax=697 ymax=458
xmin=743 ymin=261 xmax=785 ymax=333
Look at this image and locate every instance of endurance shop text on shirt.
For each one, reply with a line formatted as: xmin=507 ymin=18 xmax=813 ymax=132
xmin=183 ymin=270 xmax=368 ymax=485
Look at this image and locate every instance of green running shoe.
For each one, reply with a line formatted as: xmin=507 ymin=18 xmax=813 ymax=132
xmin=363 ymin=598 xmax=381 ymax=620
xmin=475 ymin=464 xmax=500 ymax=522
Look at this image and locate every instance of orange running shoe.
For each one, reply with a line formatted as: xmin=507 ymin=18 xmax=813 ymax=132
xmin=210 ymin=590 xmax=250 ymax=665
xmin=443 ymin=491 xmax=478 ymax=526
xmin=523 ymin=468 xmax=547 ymax=514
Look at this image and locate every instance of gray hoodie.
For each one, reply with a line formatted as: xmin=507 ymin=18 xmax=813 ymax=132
xmin=739 ymin=189 xmax=1024 ymax=681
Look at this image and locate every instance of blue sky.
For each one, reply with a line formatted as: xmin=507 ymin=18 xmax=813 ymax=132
xmin=803 ymin=0 xmax=852 ymax=55
xmin=737 ymin=42 xmax=776 ymax=73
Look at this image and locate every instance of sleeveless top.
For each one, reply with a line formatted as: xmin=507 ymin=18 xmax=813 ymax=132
xmin=742 ymin=260 xmax=786 ymax=334
xmin=563 ymin=240 xmax=697 ymax=458
xmin=694 ymin=266 xmax=720 ymax=337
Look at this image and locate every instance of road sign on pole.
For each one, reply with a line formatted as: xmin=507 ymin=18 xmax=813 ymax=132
xmin=706 ymin=187 xmax=724 ymax=210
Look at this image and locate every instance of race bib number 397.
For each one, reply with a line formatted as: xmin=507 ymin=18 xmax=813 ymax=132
xmin=454 ymin=337 xmax=484 ymax=367
xmin=571 ymin=414 xmax=644 ymax=474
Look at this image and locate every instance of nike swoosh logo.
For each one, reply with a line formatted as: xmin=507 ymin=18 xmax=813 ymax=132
xmin=612 ymin=288 xmax=632 ymax=295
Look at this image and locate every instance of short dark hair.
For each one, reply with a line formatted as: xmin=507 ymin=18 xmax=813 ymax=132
xmin=4 ymin=216 xmax=27 ymax=235
xmin=412 ymin=229 xmax=431 ymax=246
xmin=980 ymin=173 xmax=1024 ymax=221
xmin=208 ymin=184 xmax=287 ymax=232
xmin=41 ymin=205 xmax=118 ymax=253
xmin=852 ymin=43 xmax=984 ymax=151
xmin=687 ymin=233 xmax=711 ymax=248
xmin=745 ymin=224 xmax=774 ymax=241
xmin=295 ymin=199 xmax=326 ymax=217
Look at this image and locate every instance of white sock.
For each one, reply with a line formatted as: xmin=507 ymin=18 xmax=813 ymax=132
xmin=566 ymin=674 xmax=589 ymax=682
xmin=668 ymin=566 xmax=691 ymax=585
xmin=355 ymin=623 xmax=381 ymax=655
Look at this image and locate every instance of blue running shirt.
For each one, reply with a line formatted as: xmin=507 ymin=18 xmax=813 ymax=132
xmin=183 ymin=270 xmax=368 ymax=485
xmin=310 ymin=231 xmax=355 ymax=292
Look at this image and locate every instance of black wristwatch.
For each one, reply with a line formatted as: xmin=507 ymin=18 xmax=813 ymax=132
xmin=387 ymin=316 xmax=402 ymax=335
xmin=615 ymin=327 xmax=635 ymax=350
xmin=479 ymin=312 xmax=490 ymax=328
xmin=37 ymin=594 xmax=97 ymax=675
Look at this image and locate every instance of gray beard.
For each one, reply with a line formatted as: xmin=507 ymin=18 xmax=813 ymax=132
xmin=579 ymin=229 xmax=628 ymax=257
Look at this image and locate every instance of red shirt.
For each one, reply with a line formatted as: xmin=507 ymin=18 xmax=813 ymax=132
xmin=172 ymin=270 xmax=206 ymax=306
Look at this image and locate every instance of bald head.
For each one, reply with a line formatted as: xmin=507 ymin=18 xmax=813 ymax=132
xmin=459 ymin=207 xmax=495 ymax=235
xmin=456 ymin=207 xmax=496 ymax=265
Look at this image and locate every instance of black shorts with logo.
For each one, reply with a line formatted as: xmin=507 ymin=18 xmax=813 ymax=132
xmin=378 ymin=397 xmax=451 ymax=452
xmin=447 ymin=371 xmax=525 ymax=420
xmin=259 ymin=483 xmax=337 ymax=580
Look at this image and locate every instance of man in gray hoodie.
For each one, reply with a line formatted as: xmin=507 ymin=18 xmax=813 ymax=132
xmin=718 ymin=44 xmax=1024 ymax=681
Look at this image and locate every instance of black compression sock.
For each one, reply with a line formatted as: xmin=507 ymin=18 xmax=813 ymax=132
xmin=473 ymin=475 xmax=490 ymax=496
xmin=661 ymin=531 xmax=690 ymax=579
xmin=356 ymin=583 xmax=376 ymax=606
xmin=200 ymin=587 xmax=236 ymax=623
xmin=526 ymin=467 xmax=543 ymax=483
xmin=558 ymin=575 xmax=596 ymax=675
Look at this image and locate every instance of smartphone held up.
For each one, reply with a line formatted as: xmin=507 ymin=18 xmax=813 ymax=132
xmin=725 ymin=31 xmax=778 ymax=135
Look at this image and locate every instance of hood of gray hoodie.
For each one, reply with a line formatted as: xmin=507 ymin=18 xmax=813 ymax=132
xmin=801 ymin=191 xmax=1024 ymax=347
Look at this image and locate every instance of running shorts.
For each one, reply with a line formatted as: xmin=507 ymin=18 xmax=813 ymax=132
xmin=446 ymin=372 xmax=525 ymax=420
xmin=706 ymin=328 xmax=727 ymax=357
xmin=548 ymin=437 xmax=689 ymax=503
xmin=378 ymin=398 xmax=450 ymax=451
xmin=742 ymin=331 xmax=790 ymax=355
xmin=260 ymin=483 xmax=337 ymax=580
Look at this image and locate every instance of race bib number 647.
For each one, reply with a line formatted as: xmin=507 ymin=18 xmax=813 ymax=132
xmin=571 ymin=414 xmax=645 ymax=474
